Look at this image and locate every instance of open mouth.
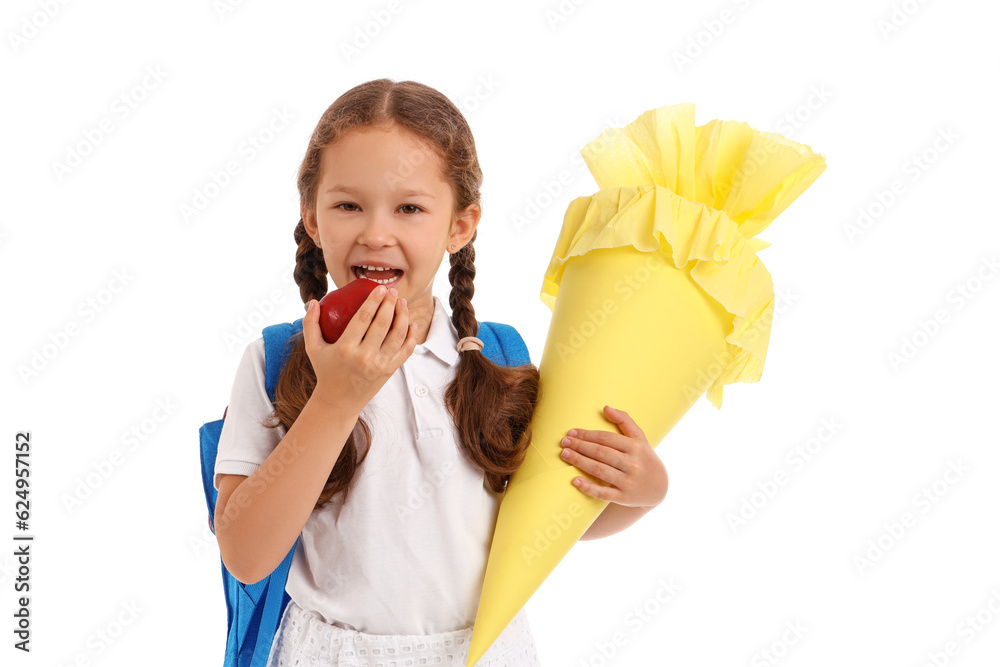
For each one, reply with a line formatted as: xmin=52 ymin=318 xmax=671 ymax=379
xmin=353 ymin=266 xmax=404 ymax=286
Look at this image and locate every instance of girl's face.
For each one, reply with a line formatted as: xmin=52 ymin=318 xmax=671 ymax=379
xmin=303 ymin=123 xmax=479 ymax=334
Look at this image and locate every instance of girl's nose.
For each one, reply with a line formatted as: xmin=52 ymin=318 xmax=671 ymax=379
xmin=357 ymin=211 xmax=395 ymax=246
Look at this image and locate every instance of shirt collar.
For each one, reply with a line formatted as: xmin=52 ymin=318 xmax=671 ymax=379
xmin=421 ymin=295 xmax=461 ymax=366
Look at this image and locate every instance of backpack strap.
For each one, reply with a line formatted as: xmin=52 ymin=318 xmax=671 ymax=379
xmin=249 ymin=547 xmax=296 ymax=667
xmin=253 ymin=320 xmax=307 ymax=664
xmin=476 ymin=321 xmax=531 ymax=367
xmin=263 ymin=319 xmax=304 ymax=403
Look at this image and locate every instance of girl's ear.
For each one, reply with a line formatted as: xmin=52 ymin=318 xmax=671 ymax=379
xmin=450 ymin=203 xmax=481 ymax=249
xmin=301 ymin=203 xmax=319 ymax=241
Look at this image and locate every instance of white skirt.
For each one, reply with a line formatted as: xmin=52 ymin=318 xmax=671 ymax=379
xmin=265 ymin=599 xmax=542 ymax=667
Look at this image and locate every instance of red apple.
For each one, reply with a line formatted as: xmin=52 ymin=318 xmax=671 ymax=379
xmin=317 ymin=278 xmax=395 ymax=344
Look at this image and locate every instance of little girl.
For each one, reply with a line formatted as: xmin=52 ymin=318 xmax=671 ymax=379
xmin=213 ymin=78 xmax=666 ymax=666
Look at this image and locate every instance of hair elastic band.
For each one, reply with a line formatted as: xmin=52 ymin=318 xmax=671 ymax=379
xmin=457 ymin=336 xmax=484 ymax=353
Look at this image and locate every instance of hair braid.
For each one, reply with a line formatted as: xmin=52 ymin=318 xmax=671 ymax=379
xmin=447 ymin=230 xmax=479 ymax=340
xmin=444 ymin=230 xmax=538 ymax=493
xmin=293 ymin=218 xmax=328 ymax=304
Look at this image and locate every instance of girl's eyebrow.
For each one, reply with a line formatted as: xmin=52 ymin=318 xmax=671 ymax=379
xmin=325 ymin=184 xmax=435 ymax=198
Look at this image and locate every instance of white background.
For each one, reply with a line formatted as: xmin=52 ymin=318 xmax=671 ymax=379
xmin=2 ymin=0 xmax=999 ymax=665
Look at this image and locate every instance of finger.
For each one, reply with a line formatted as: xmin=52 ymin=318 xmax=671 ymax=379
xmin=341 ymin=285 xmax=388 ymax=345
xmin=603 ymin=405 xmax=648 ymax=442
xmin=381 ymin=297 xmax=410 ymax=351
xmin=562 ymin=436 xmax=628 ymax=473
xmin=300 ymin=299 xmax=324 ymax=352
xmin=567 ymin=427 xmax=631 ymax=453
xmin=395 ymin=303 xmax=419 ymax=361
xmin=359 ymin=288 xmax=398 ymax=352
xmin=560 ymin=444 xmax=625 ymax=486
xmin=571 ymin=473 xmax=617 ymax=503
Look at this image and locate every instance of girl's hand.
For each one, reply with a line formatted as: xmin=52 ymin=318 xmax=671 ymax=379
xmin=301 ymin=286 xmax=417 ymax=414
xmin=559 ymin=405 xmax=668 ymax=508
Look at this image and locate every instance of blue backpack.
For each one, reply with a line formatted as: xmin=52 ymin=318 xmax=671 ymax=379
xmin=199 ymin=314 xmax=532 ymax=667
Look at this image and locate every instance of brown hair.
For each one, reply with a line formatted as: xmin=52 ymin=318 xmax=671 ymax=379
xmin=262 ymin=78 xmax=540 ymax=511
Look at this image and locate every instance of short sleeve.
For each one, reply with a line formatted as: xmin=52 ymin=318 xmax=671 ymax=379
xmin=213 ymin=337 xmax=285 ymax=491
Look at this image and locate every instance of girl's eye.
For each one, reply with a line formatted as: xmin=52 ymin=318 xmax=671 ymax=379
xmin=333 ymin=203 xmax=422 ymax=214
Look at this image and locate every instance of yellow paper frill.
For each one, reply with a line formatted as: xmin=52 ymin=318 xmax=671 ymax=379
xmin=540 ymin=103 xmax=826 ymax=408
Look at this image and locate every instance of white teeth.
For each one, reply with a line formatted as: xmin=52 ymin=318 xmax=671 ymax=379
xmin=354 ymin=265 xmax=401 ymax=285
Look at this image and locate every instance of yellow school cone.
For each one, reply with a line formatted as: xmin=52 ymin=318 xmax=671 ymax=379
xmin=466 ymin=103 xmax=826 ymax=665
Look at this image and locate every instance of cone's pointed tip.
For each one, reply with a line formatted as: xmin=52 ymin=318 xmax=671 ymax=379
xmin=466 ymin=644 xmax=485 ymax=667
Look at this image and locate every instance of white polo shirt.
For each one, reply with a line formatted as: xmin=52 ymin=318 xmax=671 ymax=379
xmin=214 ymin=295 xmax=504 ymax=634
